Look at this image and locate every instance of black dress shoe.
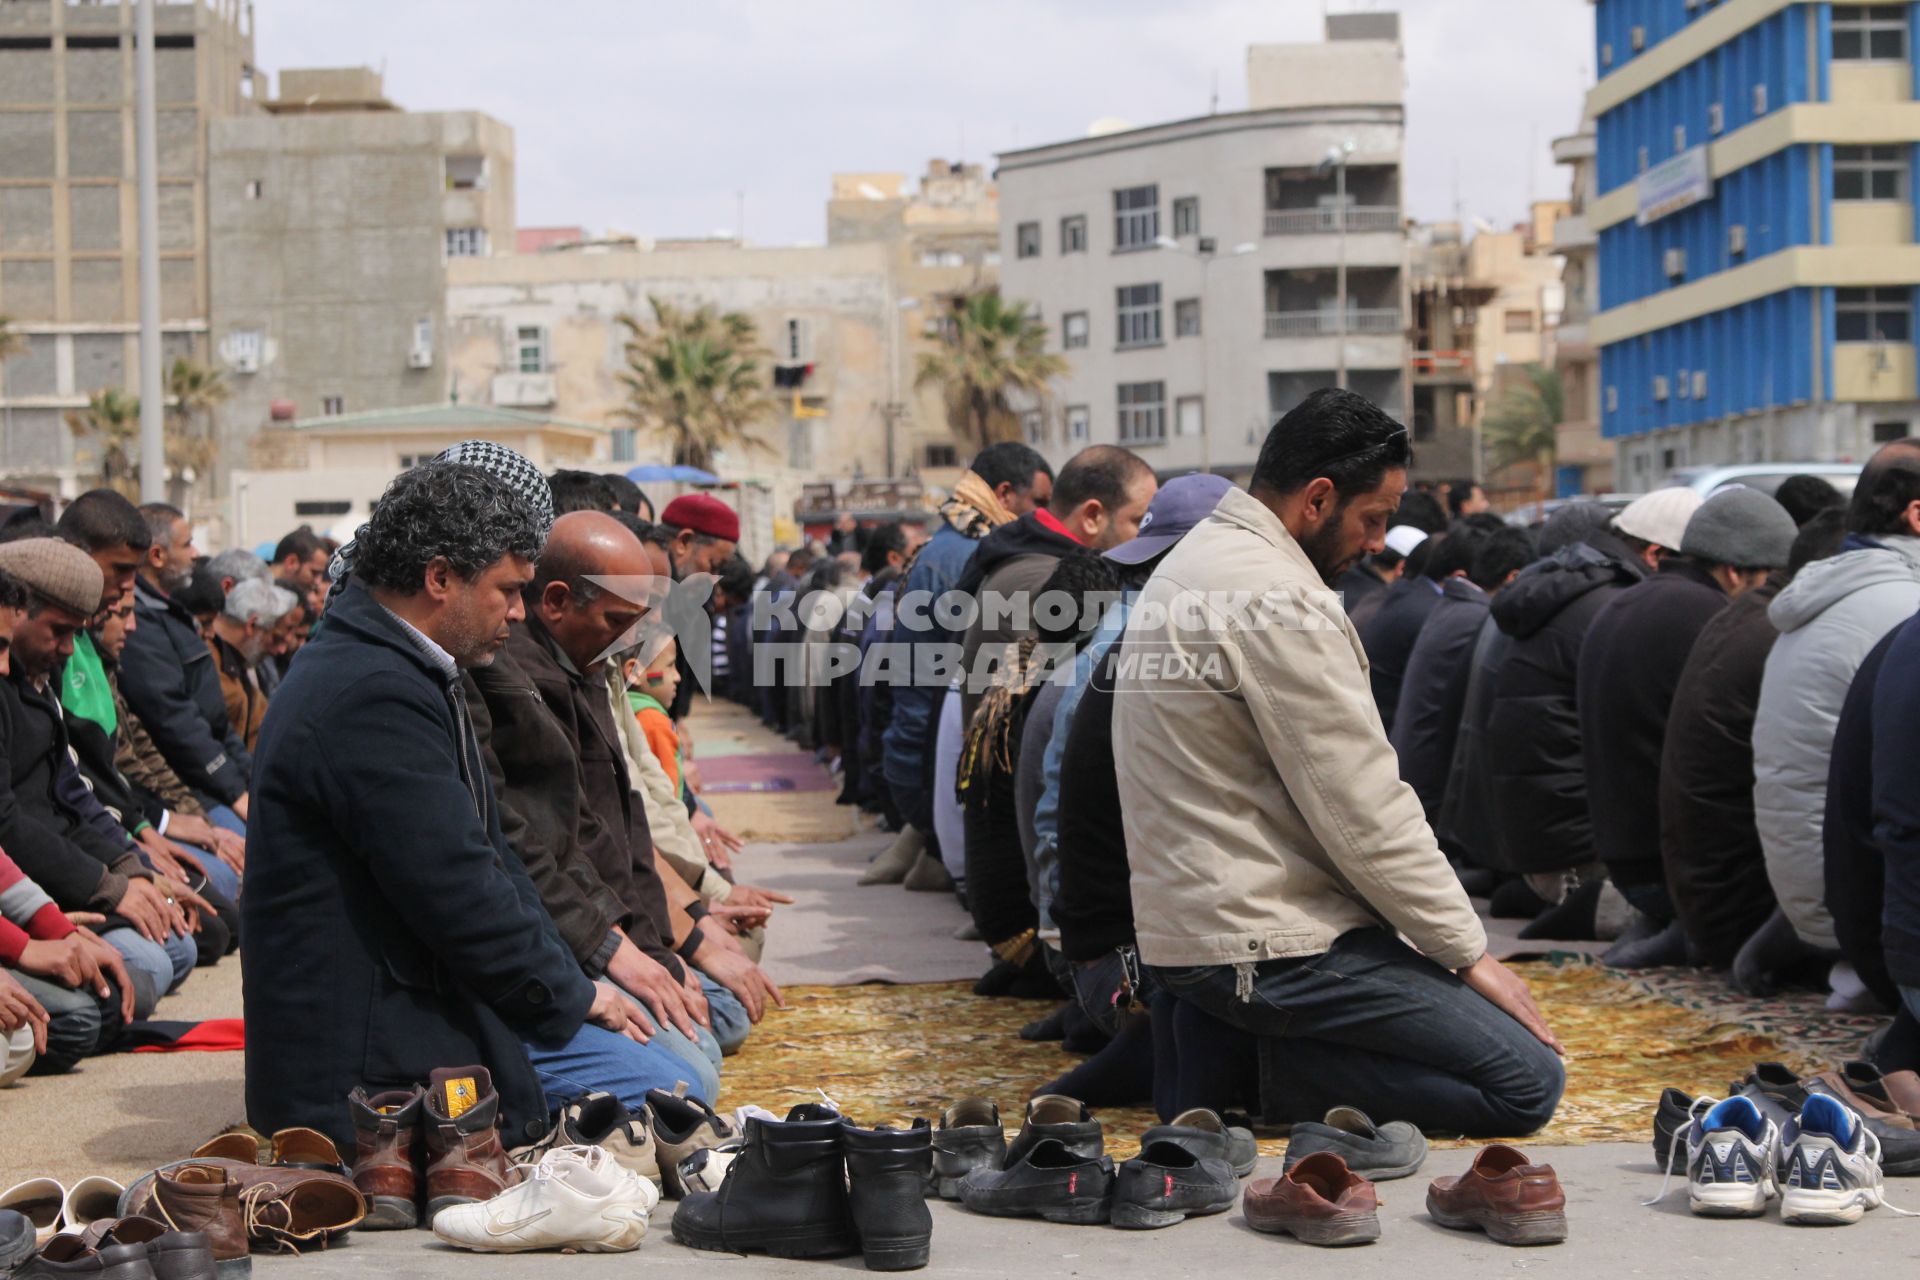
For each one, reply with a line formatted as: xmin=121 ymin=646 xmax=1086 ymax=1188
xmin=928 ymin=1099 xmax=1006 ymax=1201
xmin=1109 ymin=1138 xmax=1237 ymax=1229
xmin=670 ymin=1104 xmax=858 ymax=1260
xmin=1006 ymin=1095 xmax=1104 ymax=1168
xmin=958 ymin=1138 xmax=1114 ymax=1224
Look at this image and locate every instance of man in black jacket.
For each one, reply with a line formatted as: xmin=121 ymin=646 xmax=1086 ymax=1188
xmin=1579 ymin=487 xmax=1796 ymax=966
xmin=118 ymin=504 xmax=253 ymax=829
xmin=0 ymin=538 xmax=203 ymax=1017
xmin=1874 ymin=609 xmax=1920 ymax=1070
xmin=242 ymin=461 xmax=662 ymax=1155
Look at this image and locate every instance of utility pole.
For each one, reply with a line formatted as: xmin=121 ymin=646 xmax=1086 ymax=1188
xmin=135 ymin=0 xmax=165 ymax=502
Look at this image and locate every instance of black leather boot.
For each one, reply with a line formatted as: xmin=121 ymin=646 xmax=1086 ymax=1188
xmin=670 ymin=1103 xmax=856 ymax=1259
xmin=843 ymin=1119 xmax=933 ymax=1271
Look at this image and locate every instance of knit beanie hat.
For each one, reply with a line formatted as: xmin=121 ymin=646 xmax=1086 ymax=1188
xmin=0 ymin=538 xmax=105 ymax=617
xmin=1680 ymin=485 xmax=1799 ymax=569
xmin=1610 ymin=487 xmax=1702 ymax=550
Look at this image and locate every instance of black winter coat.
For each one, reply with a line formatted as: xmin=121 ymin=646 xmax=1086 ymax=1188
xmin=1824 ymin=625 xmax=1901 ymax=1006
xmin=120 ymin=577 xmax=251 ymax=806
xmin=242 ymin=584 xmax=593 ymax=1155
xmin=1871 ymin=614 xmax=1920 ymax=990
xmin=1579 ymin=557 xmax=1728 ymax=897
xmin=1483 ymin=532 xmax=1649 ymax=875
xmin=1436 ymin=615 xmax=1511 ymax=867
xmin=1660 ymin=578 xmax=1784 ymax=967
xmin=1390 ymin=577 xmax=1490 ymax=821
xmin=1054 ymin=648 xmax=1131 ymax=962
xmin=0 ymin=671 xmax=138 ymax=908
xmin=1359 ymin=577 xmax=1444 ymax=733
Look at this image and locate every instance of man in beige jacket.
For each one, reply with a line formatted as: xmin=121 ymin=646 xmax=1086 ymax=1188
xmin=1113 ymin=388 xmax=1563 ymax=1136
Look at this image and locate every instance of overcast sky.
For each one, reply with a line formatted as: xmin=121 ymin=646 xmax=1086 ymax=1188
xmin=253 ymin=0 xmax=1595 ymax=246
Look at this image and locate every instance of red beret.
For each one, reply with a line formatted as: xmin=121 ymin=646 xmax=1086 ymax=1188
xmin=661 ymin=493 xmax=740 ymax=543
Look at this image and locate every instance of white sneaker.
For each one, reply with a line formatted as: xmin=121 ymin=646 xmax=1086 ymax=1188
xmin=58 ymin=1177 xmax=126 ymax=1236
xmin=1682 ymin=1097 xmax=1778 ymax=1217
xmin=432 ymin=1145 xmax=659 ymax=1253
xmin=1781 ymin=1094 xmax=1883 ymax=1225
xmin=0 ymin=1026 xmax=34 ymax=1088
xmin=512 ymin=1092 xmax=660 ymax=1186
xmin=0 ymin=1178 xmax=67 ymax=1245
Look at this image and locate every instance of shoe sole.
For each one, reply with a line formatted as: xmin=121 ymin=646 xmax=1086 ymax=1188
xmin=960 ymin=1194 xmax=1112 ymax=1225
xmin=1781 ymin=1186 xmax=1880 ymax=1226
xmin=425 ymin=1194 xmax=479 ymax=1225
xmin=434 ymin=1228 xmax=648 ymax=1253
xmin=671 ymin=1218 xmax=859 ymax=1258
xmin=359 ymin=1195 xmax=419 ymax=1231
xmin=1245 ymin=1208 xmax=1381 ymax=1247
xmin=1426 ymin=1199 xmax=1567 ymax=1246
xmin=1110 ymin=1194 xmax=1238 ymax=1230
xmin=861 ymin=1233 xmax=933 ymax=1270
xmin=1689 ymin=1182 xmax=1774 ymax=1218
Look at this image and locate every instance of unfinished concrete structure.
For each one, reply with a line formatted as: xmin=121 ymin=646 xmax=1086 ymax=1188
xmin=826 ymin=159 xmax=999 ymax=480
xmin=0 ymin=0 xmax=258 ymax=494
xmin=207 ymin=67 xmax=514 ymax=495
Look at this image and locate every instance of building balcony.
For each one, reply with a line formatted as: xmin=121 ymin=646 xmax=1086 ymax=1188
xmin=1552 ymin=213 xmax=1594 ymax=252
xmin=1264 ymin=206 xmax=1402 ymax=237
xmin=492 ymin=371 xmax=557 ymax=408
xmin=1265 ymin=308 xmax=1403 ymax=339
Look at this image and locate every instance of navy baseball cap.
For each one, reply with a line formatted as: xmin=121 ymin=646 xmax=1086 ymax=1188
xmin=1105 ymin=472 xmax=1236 ymax=566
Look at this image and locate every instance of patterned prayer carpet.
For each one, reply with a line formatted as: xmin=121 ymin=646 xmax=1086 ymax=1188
xmin=720 ymin=955 xmax=1885 ymax=1159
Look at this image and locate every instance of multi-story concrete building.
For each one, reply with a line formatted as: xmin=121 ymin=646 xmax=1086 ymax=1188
xmin=994 ymin=13 xmax=1411 ymax=479
xmin=1589 ymin=0 xmax=1920 ymax=487
xmin=0 ymin=0 xmax=258 ymax=494
xmin=1408 ymin=223 xmax=1494 ymax=481
xmin=444 ymin=238 xmax=894 ymax=511
xmin=208 ymin=67 xmax=514 ymax=493
xmin=827 ymin=159 xmax=998 ymax=479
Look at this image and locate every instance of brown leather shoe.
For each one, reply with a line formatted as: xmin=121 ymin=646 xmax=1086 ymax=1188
xmin=191 ymin=1128 xmax=348 ymax=1172
xmin=1245 ymin=1151 xmax=1380 ymax=1246
xmin=423 ymin=1066 xmax=516 ymax=1223
xmin=1426 ymin=1145 xmax=1567 ymax=1246
xmin=138 ymin=1163 xmax=249 ymax=1267
xmin=349 ymin=1086 xmax=424 ymax=1230
xmin=1883 ymin=1069 xmax=1920 ymax=1120
xmin=1814 ymin=1069 xmax=1916 ymax=1130
xmin=238 ymin=1178 xmax=366 ymax=1254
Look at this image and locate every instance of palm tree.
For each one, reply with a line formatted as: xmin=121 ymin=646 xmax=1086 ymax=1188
xmin=915 ymin=290 xmax=1068 ymax=450
xmin=612 ymin=297 xmax=777 ymax=472
xmin=65 ymin=388 xmax=142 ymax=494
xmin=164 ymin=357 xmax=228 ymax=503
xmin=1482 ymin=363 xmax=1564 ymax=502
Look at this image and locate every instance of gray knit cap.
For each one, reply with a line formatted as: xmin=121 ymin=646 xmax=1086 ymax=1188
xmin=327 ymin=440 xmax=554 ymax=586
xmin=1680 ymin=485 xmax=1798 ymax=569
xmin=0 ymin=537 xmax=105 ymax=617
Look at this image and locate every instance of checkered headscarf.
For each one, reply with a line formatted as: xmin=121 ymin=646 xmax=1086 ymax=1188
xmin=327 ymin=440 xmax=556 ymax=586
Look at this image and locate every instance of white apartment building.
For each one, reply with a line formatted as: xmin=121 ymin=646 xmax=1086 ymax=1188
xmin=994 ymin=13 xmax=1411 ymax=477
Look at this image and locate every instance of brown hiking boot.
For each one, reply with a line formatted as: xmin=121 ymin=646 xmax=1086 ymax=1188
xmin=238 ymin=1178 xmax=366 ymax=1254
xmin=142 ymin=1163 xmax=249 ymax=1268
xmin=349 ymin=1086 xmax=425 ymax=1230
xmin=423 ymin=1066 xmax=515 ymax=1224
xmin=1425 ymin=1145 xmax=1567 ymax=1246
xmin=1245 ymin=1151 xmax=1381 ymax=1246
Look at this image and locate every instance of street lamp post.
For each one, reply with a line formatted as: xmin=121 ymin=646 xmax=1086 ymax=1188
xmin=1318 ymin=140 xmax=1356 ymax=391
xmin=135 ymin=0 xmax=165 ymax=502
xmin=1155 ymin=236 xmax=1256 ymax=473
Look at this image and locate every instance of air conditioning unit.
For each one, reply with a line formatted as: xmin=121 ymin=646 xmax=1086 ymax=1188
xmin=1631 ymin=24 xmax=1646 ymax=51
xmin=1709 ymin=102 xmax=1724 ymax=135
xmin=1753 ymin=83 xmax=1768 ymax=116
xmin=1653 ymin=375 xmax=1670 ymax=401
xmin=408 ymin=346 xmax=433 ymax=370
xmin=1693 ymin=370 xmax=1709 ymax=400
xmin=231 ymin=352 xmax=259 ymax=375
xmin=1676 ymin=369 xmax=1691 ymax=400
xmin=1728 ymin=223 xmax=1747 ymax=255
xmin=1664 ymin=247 xmax=1687 ymax=279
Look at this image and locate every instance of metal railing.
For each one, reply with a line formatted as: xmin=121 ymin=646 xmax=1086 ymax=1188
xmin=1264 ymin=309 xmax=1403 ymax=339
xmin=1263 ymin=206 xmax=1402 ymax=236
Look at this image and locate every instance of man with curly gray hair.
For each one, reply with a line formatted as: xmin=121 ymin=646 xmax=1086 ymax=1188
xmin=243 ymin=458 xmax=677 ymax=1163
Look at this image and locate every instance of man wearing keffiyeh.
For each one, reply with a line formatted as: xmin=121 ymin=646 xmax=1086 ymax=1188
xmin=864 ymin=443 xmax=1054 ymax=887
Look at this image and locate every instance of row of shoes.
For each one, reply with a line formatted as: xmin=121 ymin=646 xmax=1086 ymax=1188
xmin=938 ymin=1095 xmax=1254 ymax=1229
xmin=0 ymin=1179 xmax=130 ymax=1248
xmin=1653 ymin=1061 xmax=1920 ymax=1225
xmin=0 ymin=1207 xmax=229 ymax=1280
xmin=1248 ymin=1145 xmax=1570 ymax=1248
xmin=1654 ymin=1060 xmax=1920 ymax=1175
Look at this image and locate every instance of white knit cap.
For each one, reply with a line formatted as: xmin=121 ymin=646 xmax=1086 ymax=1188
xmin=1383 ymin=525 xmax=1429 ymax=557
xmin=1610 ymin=487 xmax=1704 ymax=551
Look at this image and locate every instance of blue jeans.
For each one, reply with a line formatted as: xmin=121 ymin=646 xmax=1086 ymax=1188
xmin=207 ymin=806 xmax=246 ymax=837
xmin=617 ymin=990 xmax=721 ymax=1104
xmin=524 ymin=1021 xmax=714 ymax=1115
xmin=8 ymin=970 xmax=120 ymax=1072
xmin=1152 ymin=927 xmax=1565 ymax=1137
xmin=700 ymin=973 xmax=751 ymax=1056
xmin=103 ymin=926 xmax=196 ymax=1020
xmin=174 ymin=843 xmax=240 ymax=903
xmin=1071 ymin=949 xmax=1156 ymax=1040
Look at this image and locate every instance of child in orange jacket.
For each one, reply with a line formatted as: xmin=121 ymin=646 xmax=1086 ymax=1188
xmin=624 ymin=637 xmax=684 ymax=798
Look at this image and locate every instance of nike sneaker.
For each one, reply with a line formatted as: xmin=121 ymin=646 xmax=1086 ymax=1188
xmin=432 ymin=1145 xmax=658 ymax=1253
